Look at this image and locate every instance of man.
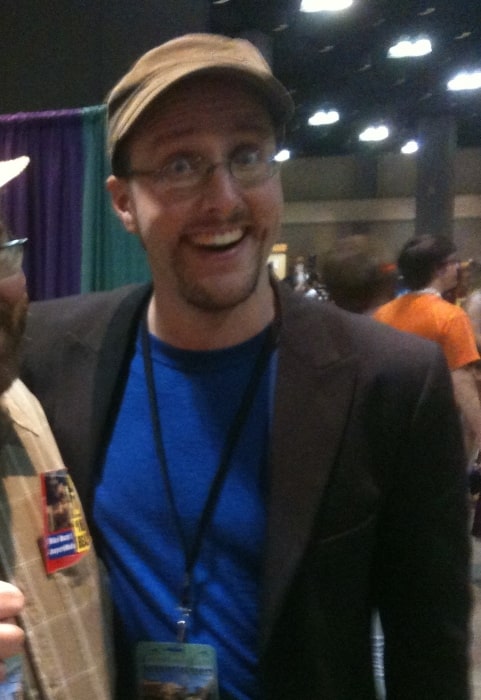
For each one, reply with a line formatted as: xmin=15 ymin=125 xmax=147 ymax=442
xmin=21 ymin=34 xmax=470 ymax=699
xmin=374 ymin=234 xmax=481 ymax=458
xmin=322 ymin=235 xmax=397 ymax=314
xmin=0 ymin=157 xmax=112 ymax=698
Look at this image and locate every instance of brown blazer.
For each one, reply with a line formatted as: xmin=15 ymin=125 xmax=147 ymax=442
xmin=21 ymin=281 xmax=471 ymax=699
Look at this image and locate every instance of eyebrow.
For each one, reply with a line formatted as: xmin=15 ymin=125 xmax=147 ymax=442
xmin=146 ymin=112 xmax=275 ymax=150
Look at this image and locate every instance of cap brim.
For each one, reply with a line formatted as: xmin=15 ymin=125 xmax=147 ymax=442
xmin=0 ymin=156 xmax=30 ymax=189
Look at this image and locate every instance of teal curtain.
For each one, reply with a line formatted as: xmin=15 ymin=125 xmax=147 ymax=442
xmin=81 ymin=105 xmax=150 ymax=292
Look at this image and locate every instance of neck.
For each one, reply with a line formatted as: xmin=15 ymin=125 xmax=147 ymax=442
xmin=416 ymin=277 xmax=443 ymax=295
xmin=146 ymin=280 xmax=276 ymax=351
xmin=416 ymin=285 xmax=441 ymax=296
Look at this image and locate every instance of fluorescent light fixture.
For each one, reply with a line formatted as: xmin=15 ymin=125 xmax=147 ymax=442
xmin=359 ymin=125 xmax=389 ymax=142
xmin=300 ymin=0 xmax=353 ymax=12
xmin=447 ymin=70 xmax=481 ymax=91
xmin=308 ymin=109 xmax=340 ymax=126
xmin=388 ymin=38 xmax=432 ymax=58
xmin=401 ymin=140 xmax=419 ymax=154
xmin=275 ymin=149 xmax=291 ymax=162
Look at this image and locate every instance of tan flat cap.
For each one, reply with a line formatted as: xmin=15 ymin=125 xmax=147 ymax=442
xmin=107 ymin=33 xmax=294 ymax=161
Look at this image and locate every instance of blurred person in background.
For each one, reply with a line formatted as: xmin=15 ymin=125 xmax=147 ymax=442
xmin=322 ymin=235 xmax=397 ymax=314
xmin=375 ymin=234 xmax=481 ymax=461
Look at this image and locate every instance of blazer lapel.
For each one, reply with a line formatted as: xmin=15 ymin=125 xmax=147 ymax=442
xmin=260 ymin=286 xmax=360 ymax=648
xmin=52 ymin=284 xmax=151 ymax=504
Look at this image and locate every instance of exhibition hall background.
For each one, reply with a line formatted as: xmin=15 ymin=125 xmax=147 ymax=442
xmin=1 ymin=0 xmax=481 ymax=300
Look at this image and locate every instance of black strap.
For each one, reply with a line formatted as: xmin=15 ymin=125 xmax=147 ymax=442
xmin=141 ymin=316 xmax=278 ymax=636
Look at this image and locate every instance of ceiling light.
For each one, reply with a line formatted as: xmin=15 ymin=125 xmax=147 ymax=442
xmin=308 ymin=109 xmax=340 ymax=126
xmin=388 ymin=38 xmax=432 ymax=58
xmin=418 ymin=7 xmax=435 ymax=16
xmin=300 ymin=0 xmax=353 ymax=12
xmin=359 ymin=125 xmax=389 ymax=142
xmin=401 ymin=140 xmax=419 ymax=154
xmin=275 ymin=149 xmax=291 ymax=162
xmin=447 ymin=70 xmax=481 ymax=91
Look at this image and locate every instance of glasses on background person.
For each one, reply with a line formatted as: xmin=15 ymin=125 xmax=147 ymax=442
xmin=0 ymin=239 xmax=27 ymax=281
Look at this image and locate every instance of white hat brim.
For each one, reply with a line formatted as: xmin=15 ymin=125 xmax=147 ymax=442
xmin=0 ymin=156 xmax=30 ymax=189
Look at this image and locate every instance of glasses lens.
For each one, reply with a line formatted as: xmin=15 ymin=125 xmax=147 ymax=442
xmin=0 ymin=239 xmax=26 ymax=280
xmin=231 ymin=158 xmax=278 ymax=186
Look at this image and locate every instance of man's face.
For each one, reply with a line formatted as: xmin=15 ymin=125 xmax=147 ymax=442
xmin=107 ymin=77 xmax=283 ymax=316
xmin=0 ymin=272 xmax=28 ymax=395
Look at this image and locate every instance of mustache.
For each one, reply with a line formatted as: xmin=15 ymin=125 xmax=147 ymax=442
xmin=184 ymin=208 xmax=249 ymax=229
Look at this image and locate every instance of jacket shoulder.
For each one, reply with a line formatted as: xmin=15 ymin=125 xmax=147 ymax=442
xmin=21 ymin=283 xmax=150 ymax=386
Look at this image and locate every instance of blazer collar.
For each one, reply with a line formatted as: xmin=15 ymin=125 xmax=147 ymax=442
xmin=57 ymin=284 xmax=152 ymax=504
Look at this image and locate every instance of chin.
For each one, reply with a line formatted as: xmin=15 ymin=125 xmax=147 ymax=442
xmin=181 ymin=272 xmax=263 ymax=313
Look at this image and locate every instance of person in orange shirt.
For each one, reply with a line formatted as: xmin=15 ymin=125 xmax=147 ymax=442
xmin=375 ymin=234 xmax=481 ymax=458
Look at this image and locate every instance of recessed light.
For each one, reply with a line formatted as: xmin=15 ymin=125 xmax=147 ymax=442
xmin=418 ymin=7 xmax=435 ymax=16
xmin=300 ymin=0 xmax=353 ymax=12
xmin=308 ymin=110 xmax=340 ymax=126
xmin=447 ymin=70 xmax=481 ymax=91
xmin=401 ymin=140 xmax=419 ymax=154
xmin=275 ymin=149 xmax=291 ymax=162
xmin=388 ymin=38 xmax=432 ymax=58
xmin=359 ymin=125 xmax=389 ymax=142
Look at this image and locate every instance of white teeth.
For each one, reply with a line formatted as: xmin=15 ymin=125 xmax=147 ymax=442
xmin=193 ymin=229 xmax=243 ymax=248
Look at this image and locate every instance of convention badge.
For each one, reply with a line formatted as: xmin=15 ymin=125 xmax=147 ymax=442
xmin=40 ymin=468 xmax=91 ymax=574
xmin=136 ymin=641 xmax=219 ymax=699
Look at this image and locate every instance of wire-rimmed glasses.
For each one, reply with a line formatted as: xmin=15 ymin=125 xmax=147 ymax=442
xmin=124 ymin=147 xmax=280 ymax=197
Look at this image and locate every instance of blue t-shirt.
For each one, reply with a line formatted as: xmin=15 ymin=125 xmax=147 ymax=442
xmin=93 ymin=327 xmax=273 ymax=699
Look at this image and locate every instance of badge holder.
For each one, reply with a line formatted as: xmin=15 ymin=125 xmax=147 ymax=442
xmin=136 ymin=640 xmax=219 ymax=699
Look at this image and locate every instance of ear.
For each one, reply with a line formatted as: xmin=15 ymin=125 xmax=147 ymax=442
xmin=106 ymin=175 xmax=138 ymax=234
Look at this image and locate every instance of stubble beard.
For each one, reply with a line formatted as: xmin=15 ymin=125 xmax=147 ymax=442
xmin=172 ymin=243 xmax=266 ymax=313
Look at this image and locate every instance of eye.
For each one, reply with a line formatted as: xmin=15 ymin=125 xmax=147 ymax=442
xmin=231 ymin=146 xmax=263 ymax=170
xmin=161 ymin=154 xmax=203 ymax=180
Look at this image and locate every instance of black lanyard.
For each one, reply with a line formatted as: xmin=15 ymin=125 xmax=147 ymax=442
xmin=141 ymin=316 xmax=278 ymax=642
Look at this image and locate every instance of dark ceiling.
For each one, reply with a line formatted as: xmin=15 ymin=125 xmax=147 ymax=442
xmin=210 ymin=0 xmax=481 ymax=158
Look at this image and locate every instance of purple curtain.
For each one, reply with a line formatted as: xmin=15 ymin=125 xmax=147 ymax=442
xmin=0 ymin=109 xmax=84 ymax=300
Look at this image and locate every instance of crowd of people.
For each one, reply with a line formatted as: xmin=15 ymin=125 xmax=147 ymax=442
xmin=0 ymin=32 xmax=476 ymax=700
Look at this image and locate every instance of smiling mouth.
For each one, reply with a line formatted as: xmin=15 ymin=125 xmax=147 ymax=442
xmin=191 ymin=228 xmax=245 ymax=250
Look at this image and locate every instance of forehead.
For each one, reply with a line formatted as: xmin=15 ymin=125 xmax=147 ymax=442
xmin=128 ymin=75 xmax=276 ymax=151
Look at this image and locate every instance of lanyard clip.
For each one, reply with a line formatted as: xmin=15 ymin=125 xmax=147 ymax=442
xmin=176 ymin=605 xmax=191 ymax=643
xmin=176 ymin=573 xmax=192 ymax=643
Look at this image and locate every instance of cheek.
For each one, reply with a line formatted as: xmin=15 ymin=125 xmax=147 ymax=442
xmin=253 ymin=179 xmax=283 ymax=231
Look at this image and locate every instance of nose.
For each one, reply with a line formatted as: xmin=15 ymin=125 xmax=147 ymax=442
xmin=196 ymin=161 xmax=244 ymax=216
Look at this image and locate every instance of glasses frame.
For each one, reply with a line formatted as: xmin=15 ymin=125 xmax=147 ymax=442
xmin=124 ymin=154 xmax=280 ymax=194
xmin=0 ymin=238 xmax=28 ymax=251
